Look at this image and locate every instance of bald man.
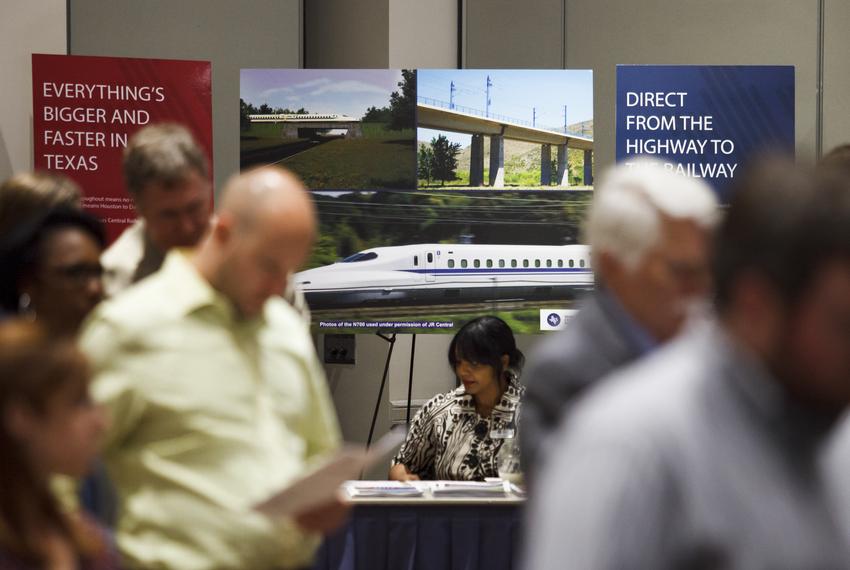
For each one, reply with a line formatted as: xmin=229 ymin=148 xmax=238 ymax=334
xmin=80 ymin=167 xmax=345 ymax=570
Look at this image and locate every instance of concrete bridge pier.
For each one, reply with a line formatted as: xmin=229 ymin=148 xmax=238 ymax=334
xmin=282 ymin=125 xmax=299 ymax=139
xmin=557 ymin=144 xmax=569 ymax=186
xmin=489 ymin=135 xmax=505 ymax=188
xmin=540 ymin=144 xmax=552 ymax=186
xmin=583 ymin=149 xmax=593 ymax=186
xmin=470 ymin=134 xmax=484 ymax=186
xmin=345 ymin=124 xmax=363 ymax=139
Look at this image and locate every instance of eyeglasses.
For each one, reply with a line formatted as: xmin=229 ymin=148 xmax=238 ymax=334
xmin=43 ymin=263 xmax=104 ymax=286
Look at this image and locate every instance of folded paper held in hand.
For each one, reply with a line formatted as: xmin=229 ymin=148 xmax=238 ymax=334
xmin=253 ymin=428 xmax=406 ymax=518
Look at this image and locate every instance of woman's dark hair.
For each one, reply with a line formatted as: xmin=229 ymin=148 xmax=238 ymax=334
xmin=448 ymin=316 xmax=524 ymax=380
xmin=0 ymin=207 xmax=105 ymax=313
xmin=0 ymin=171 xmax=81 ymax=239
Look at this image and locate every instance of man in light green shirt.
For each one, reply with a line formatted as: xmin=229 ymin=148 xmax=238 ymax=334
xmin=80 ymin=166 xmax=343 ymax=569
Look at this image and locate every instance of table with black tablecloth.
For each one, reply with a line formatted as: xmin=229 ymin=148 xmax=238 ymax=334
xmin=312 ymin=485 xmax=524 ymax=570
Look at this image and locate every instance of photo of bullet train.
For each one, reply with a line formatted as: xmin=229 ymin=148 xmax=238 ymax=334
xmin=295 ymin=243 xmax=594 ymax=310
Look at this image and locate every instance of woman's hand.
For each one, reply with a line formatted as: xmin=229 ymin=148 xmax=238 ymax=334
xmin=388 ymin=463 xmax=420 ymax=482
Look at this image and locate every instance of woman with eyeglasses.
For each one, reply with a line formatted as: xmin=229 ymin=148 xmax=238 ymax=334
xmin=390 ymin=316 xmax=525 ymax=481
xmin=0 ymin=207 xmax=105 ymax=338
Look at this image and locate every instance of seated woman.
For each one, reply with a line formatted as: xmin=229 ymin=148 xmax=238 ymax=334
xmin=390 ymin=316 xmax=525 ymax=481
xmin=0 ymin=319 xmax=117 ymax=568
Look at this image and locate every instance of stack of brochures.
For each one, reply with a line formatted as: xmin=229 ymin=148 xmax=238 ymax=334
xmin=345 ymin=481 xmax=425 ymax=498
xmin=430 ymin=480 xmax=507 ymax=497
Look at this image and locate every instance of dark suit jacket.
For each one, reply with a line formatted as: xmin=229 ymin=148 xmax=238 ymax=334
xmin=520 ymin=290 xmax=646 ymax=480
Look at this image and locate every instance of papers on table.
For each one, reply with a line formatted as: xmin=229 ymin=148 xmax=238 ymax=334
xmin=431 ymin=480 xmax=508 ymax=497
xmin=344 ymin=479 xmax=524 ymax=499
xmin=345 ymin=481 xmax=425 ymax=498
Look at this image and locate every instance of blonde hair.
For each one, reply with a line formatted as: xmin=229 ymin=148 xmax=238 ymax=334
xmin=123 ymin=123 xmax=208 ymax=196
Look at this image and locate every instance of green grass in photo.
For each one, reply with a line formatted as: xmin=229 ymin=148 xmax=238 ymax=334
xmin=240 ymin=122 xmax=416 ymax=189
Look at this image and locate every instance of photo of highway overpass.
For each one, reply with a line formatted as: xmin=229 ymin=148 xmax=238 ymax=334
xmin=240 ymin=69 xmax=416 ymax=190
xmin=417 ymin=69 xmax=594 ymax=190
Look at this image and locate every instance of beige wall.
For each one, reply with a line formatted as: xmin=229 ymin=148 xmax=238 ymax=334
xmin=823 ymin=0 xmax=850 ymax=154
xmin=306 ymin=0 xmax=458 ymax=69
xmin=389 ymin=0 xmax=457 ymax=68
xmin=0 ymin=0 xmax=66 ymax=182
xmin=305 ymin=0 xmax=389 ymax=68
xmin=465 ymin=0 xmax=564 ymax=68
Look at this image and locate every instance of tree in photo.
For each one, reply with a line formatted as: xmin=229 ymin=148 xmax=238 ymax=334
xmin=388 ymin=69 xmax=415 ymax=131
xmin=363 ymin=105 xmax=391 ymax=123
xmin=418 ymin=144 xmax=434 ymax=184
xmin=429 ymin=134 xmax=461 ymax=186
xmin=239 ymin=98 xmax=255 ymax=132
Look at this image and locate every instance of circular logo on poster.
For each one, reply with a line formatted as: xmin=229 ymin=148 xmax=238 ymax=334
xmin=546 ymin=313 xmax=561 ymax=327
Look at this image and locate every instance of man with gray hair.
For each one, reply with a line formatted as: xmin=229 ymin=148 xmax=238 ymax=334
xmin=101 ymin=123 xmax=212 ymax=296
xmin=520 ymin=158 xmax=718 ymax=479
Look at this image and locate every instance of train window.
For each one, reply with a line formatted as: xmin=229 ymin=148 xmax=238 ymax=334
xmin=499 ymin=259 xmax=505 ymax=268
xmin=511 ymin=259 xmax=517 ymax=268
xmin=534 ymin=260 xmax=541 ymax=268
xmin=523 ymin=259 xmax=529 ymax=268
xmin=461 ymin=259 xmax=468 ymax=268
xmin=580 ymin=259 xmax=586 ymax=268
xmin=427 ymin=253 xmax=433 ymax=263
xmin=342 ymin=252 xmax=378 ymax=262
xmin=474 ymin=259 xmax=481 ymax=268
xmin=557 ymin=259 xmax=563 ymax=268
xmin=414 ymin=255 xmax=419 ymax=266
xmin=569 ymin=259 xmax=574 ymax=268
xmin=546 ymin=259 xmax=552 ymax=267
xmin=486 ymin=259 xmax=493 ymax=268
xmin=448 ymin=259 xmax=455 ymax=268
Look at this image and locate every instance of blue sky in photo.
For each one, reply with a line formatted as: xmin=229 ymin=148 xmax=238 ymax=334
xmin=240 ymin=69 xmax=404 ymax=119
xmin=417 ymin=69 xmax=593 ymax=147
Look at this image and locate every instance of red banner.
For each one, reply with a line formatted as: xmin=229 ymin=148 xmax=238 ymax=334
xmin=32 ymin=54 xmax=213 ymax=243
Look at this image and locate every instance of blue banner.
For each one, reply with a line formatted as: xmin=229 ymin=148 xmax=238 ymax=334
xmin=616 ymin=65 xmax=794 ymax=201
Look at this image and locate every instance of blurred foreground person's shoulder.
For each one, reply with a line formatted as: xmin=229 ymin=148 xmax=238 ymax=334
xmin=522 ymin=157 xmax=850 ymax=570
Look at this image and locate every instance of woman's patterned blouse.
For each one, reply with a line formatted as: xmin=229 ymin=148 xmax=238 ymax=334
xmin=391 ymin=374 xmax=524 ymax=481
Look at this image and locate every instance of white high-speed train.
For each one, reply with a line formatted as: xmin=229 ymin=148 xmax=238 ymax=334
xmin=295 ymin=243 xmax=593 ymax=309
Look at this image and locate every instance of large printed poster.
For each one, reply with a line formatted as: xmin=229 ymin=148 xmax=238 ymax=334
xmin=616 ymin=65 xmax=795 ymax=201
xmin=32 ymin=54 xmax=213 ymax=242
xmin=241 ymin=69 xmax=594 ymax=334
